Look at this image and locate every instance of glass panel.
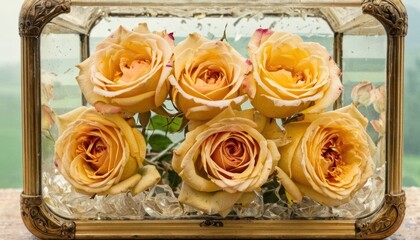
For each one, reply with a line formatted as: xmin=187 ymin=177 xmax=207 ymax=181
xmin=40 ymin=32 xmax=82 ymax=214
xmin=43 ymin=1 xmax=384 ymax=36
xmin=90 ymin=16 xmax=334 ymax=57
xmin=40 ymin=33 xmax=82 ymax=114
xmin=342 ymin=34 xmax=387 ymax=216
xmin=40 ymin=2 xmax=387 ymax=221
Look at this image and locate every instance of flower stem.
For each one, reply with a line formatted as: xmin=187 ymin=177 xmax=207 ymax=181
xmin=149 ymin=138 xmax=184 ymax=163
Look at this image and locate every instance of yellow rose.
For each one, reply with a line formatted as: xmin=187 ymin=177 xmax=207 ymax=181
xmin=54 ymin=107 xmax=160 ymax=195
xmin=169 ymin=33 xmax=250 ymax=121
xmin=76 ymin=23 xmax=174 ymax=115
xmin=278 ymin=104 xmax=375 ymax=206
xmin=172 ymin=107 xmax=288 ymax=215
xmin=245 ymin=29 xmax=343 ymax=118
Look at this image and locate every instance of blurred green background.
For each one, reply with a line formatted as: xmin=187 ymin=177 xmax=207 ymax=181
xmin=1 ymin=1 xmax=419 ymax=188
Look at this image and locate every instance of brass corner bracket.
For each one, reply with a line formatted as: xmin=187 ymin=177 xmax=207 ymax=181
xmin=20 ymin=193 xmax=75 ymax=239
xmin=362 ymin=0 xmax=408 ymax=37
xmin=355 ymin=192 xmax=406 ymax=239
xmin=19 ymin=0 xmax=71 ymax=37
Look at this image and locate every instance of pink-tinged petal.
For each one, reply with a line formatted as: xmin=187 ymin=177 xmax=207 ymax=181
xmin=249 ymin=28 xmax=274 ymax=49
xmin=372 ymin=85 xmax=386 ymax=113
xmin=351 ymin=81 xmax=374 ymax=107
xmin=371 ymin=112 xmax=386 ymax=136
xmin=241 ymin=74 xmax=257 ymax=98
xmin=94 ymin=101 xmax=123 ymax=114
xmin=41 ymin=104 xmax=56 ymax=134
xmin=165 ymin=32 xmax=175 ymax=47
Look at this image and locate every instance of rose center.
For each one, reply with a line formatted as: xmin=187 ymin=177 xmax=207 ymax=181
xmin=267 ymin=64 xmax=310 ymax=85
xmin=207 ymin=132 xmax=255 ymax=179
xmin=77 ymin=135 xmax=107 ymax=172
xmin=199 ymin=69 xmax=222 ymax=85
xmin=321 ymin=134 xmax=344 ymax=181
xmin=224 ymin=140 xmax=245 ymax=159
xmin=114 ymin=58 xmax=151 ymax=83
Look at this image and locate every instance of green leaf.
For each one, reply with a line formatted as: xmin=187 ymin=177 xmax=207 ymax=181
xmin=262 ymin=178 xmax=281 ymax=203
xmin=148 ymin=115 xmax=183 ymax=133
xmin=166 ymin=169 xmax=182 ymax=189
xmin=159 ymin=153 xmax=173 ymax=163
xmin=148 ymin=134 xmax=173 ymax=152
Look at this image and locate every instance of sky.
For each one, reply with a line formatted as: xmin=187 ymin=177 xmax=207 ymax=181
xmin=1 ymin=0 xmax=419 ymax=65
xmin=0 ymin=0 xmax=24 ymax=65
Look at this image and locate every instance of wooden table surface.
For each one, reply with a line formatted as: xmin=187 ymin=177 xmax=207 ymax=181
xmin=1 ymin=188 xmax=419 ymax=239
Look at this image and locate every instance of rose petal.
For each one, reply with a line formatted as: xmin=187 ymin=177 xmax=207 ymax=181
xmin=105 ymin=174 xmax=142 ymax=195
xmin=132 ymin=165 xmax=161 ymax=195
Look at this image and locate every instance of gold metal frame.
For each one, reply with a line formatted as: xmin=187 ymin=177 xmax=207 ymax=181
xmin=19 ymin=0 xmax=407 ymax=239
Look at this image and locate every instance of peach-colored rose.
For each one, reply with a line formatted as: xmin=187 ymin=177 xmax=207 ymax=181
xmin=41 ymin=69 xmax=55 ymax=105
xmin=371 ymin=85 xmax=386 ymax=113
xmin=371 ymin=112 xmax=386 ymax=166
xmin=54 ymin=107 xmax=160 ymax=195
xmin=371 ymin=112 xmax=386 ymax=136
xmin=245 ymin=29 xmax=343 ymax=118
xmin=169 ymin=33 xmax=250 ymax=121
xmin=76 ymin=23 xmax=174 ymax=115
xmin=172 ymin=107 xmax=289 ymax=215
xmin=41 ymin=70 xmax=56 ymax=134
xmin=278 ymin=105 xmax=375 ymax=206
xmin=351 ymin=81 xmax=374 ymax=107
xmin=41 ymin=104 xmax=56 ymax=135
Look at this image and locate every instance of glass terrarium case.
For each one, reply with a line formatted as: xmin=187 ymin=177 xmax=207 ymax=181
xmin=19 ymin=0 xmax=407 ymax=239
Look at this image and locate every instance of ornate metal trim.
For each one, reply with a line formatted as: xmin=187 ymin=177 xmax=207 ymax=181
xmin=21 ymin=193 xmax=75 ymax=239
xmin=19 ymin=0 xmax=71 ymax=37
xmin=362 ymin=0 xmax=408 ymax=37
xmin=355 ymin=192 xmax=406 ymax=239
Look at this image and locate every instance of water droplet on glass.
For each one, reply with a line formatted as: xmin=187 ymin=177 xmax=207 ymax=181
xmin=252 ymin=12 xmax=264 ymax=21
xmin=269 ymin=21 xmax=277 ymax=29
xmin=207 ymin=32 xmax=215 ymax=40
xmin=234 ymin=32 xmax=242 ymax=42
xmin=194 ymin=13 xmax=206 ymax=19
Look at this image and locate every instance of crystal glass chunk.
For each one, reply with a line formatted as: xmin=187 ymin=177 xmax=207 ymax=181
xmin=233 ymin=192 xmax=264 ymax=218
xmin=143 ymin=185 xmax=184 ymax=218
xmin=292 ymin=196 xmax=333 ymax=218
xmin=263 ymin=203 xmax=292 ymax=219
